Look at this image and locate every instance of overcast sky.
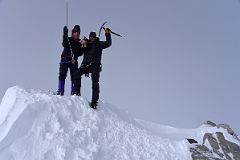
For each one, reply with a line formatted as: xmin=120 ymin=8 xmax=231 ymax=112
xmin=0 ymin=0 xmax=239 ymax=133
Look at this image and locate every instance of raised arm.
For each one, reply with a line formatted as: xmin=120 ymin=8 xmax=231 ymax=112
xmin=62 ymin=26 xmax=69 ymax=48
xmin=100 ymin=28 xmax=112 ymax=49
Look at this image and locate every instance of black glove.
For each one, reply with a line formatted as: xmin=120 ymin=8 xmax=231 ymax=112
xmin=63 ymin=26 xmax=68 ymax=35
xmin=104 ymin=28 xmax=111 ymax=34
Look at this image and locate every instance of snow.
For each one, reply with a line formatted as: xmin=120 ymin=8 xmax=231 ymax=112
xmin=0 ymin=86 xmax=238 ymax=160
xmin=136 ymin=119 xmax=239 ymax=145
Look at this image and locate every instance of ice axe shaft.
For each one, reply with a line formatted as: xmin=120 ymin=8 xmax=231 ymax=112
xmin=102 ymin=27 xmax=122 ymax=37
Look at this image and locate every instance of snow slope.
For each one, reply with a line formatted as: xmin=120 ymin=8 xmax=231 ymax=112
xmin=0 ymin=86 xmax=238 ymax=160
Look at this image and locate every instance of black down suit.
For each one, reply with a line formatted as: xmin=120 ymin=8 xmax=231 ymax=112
xmin=59 ymin=28 xmax=83 ymax=81
xmin=73 ymin=32 xmax=112 ymax=103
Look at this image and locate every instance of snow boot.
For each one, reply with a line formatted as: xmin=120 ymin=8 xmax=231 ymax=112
xmin=73 ymin=92 xmax=81 ymax=96
xmin=72 ymin=87 xmax=81 ymax=96
xmin=70 ymin=82 xmax=75 ymax=95
xmin=57 ymin=80 xmax=65 ymax=96
xmin=90 ymin=101 xmax=98 ymax=109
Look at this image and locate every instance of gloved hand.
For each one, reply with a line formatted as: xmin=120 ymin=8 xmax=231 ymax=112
xmin=63 ymin=26 xmax=68 ymax=35
xmin=80 ymin=36 xmax=88 ymax=48
xmin=104 ymin=28 xmax=111 ymax=34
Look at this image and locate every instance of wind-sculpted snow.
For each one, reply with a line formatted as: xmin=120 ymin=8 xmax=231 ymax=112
xmin=0 ymin=86 xmax=190 ymax=160
xmin=0 ymin=86 xmax=238 ymax=160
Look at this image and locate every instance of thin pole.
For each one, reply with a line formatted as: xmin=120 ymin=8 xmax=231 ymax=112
xmin=66 ymin=1 xmax=68 ymax=27
xmin=66 ymin=1 xmax=74 ymax=63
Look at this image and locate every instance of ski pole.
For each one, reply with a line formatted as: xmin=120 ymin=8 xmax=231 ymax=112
xmin=66 ymin=1 xmax=75 ymax=64
xmin=66 ymin=1 xmax=68 ymax=27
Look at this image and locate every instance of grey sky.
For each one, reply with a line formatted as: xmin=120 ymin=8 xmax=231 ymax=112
xmin=0 ymin=0 xmax=239 ymax=133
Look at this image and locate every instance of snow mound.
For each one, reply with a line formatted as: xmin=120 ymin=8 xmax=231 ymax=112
xmin=0 ymin=86 xmax=237 ymax=160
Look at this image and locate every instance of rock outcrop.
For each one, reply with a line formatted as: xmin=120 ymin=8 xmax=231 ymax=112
xmin=190 ymin=121 xmax=240 ymax=160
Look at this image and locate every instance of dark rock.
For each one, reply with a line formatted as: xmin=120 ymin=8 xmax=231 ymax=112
xmin=204 ymin=121 xmax=217 ymax=127
xmin=190 ymin=144 xmax=221 ymax=160
xmin=186 ymin=138 xmax=198 ymax=144
xmin=203 ymin=133 xmax=224 ymax=158
xmin=215 ymin=132 xmax=240 ymax=160
xmin=190 ymin=131 xmax=240 ymax=160
xmin=216 ymin=132 xmax=232 ymax=160
xmin=227 ymin=141 xmax=240 ymax=160
xmin=217 ymin=124 xmax=235 ymax=135
xmin=203 ymin=133 xmax=219 ymax=149
xmin=217 ymin=123 xmax=240 ymax=143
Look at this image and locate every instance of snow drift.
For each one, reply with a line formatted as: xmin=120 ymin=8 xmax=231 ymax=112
xmin=0 ymin=86 xmax=239 ymax=160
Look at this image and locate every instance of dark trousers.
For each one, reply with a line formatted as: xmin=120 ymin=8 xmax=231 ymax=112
xmin=58 ymin=59 xmax=78 ymax=81
xmin=73 ymin=66 xmax=100 ymax=103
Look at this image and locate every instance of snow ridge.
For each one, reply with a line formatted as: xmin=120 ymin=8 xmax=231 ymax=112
xmin=0 ymin=86 xmax=192 ymax=160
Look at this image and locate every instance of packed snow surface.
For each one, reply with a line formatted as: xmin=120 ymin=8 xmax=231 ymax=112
xmin=0 ymin=86 xmax=236 ymax=160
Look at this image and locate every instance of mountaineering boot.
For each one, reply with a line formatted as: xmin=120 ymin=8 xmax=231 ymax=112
xmin=90 ymin=101 xmax=98 ymax=110
xmin=72 ymin=86 xmax=81 ymax=96
xmin=71 ymin=82 xmax=75 ymax=95
xmin=56 ymin=90 xmax=64 ymax=96
xmin=72 ymin=91 xmax=81 ymax=96
xmin=57 ymin=80 xmax=65 ymax=96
